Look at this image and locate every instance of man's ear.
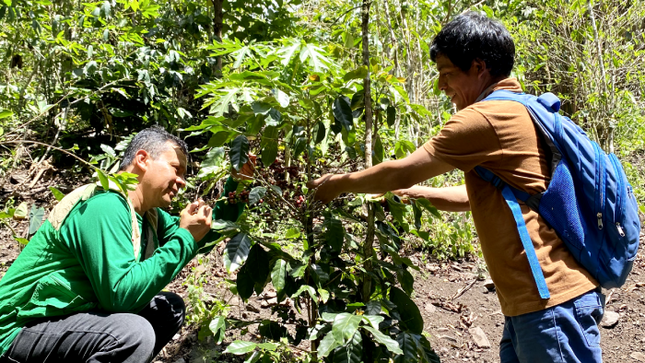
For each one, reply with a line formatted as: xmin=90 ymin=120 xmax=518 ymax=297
xmin=133 ymin=149 xmax=151 ymax=172
xmin=472 ymin=59 xmax=488 ymax=78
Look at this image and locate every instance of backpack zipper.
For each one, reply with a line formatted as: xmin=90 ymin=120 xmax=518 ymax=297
xmin=593 ymin=143 xmax=605 ymax=230
xmin=609 ymin=154 xmax=626 ymax=237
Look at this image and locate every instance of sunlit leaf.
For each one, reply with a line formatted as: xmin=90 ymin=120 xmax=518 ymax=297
xmin=343 ymin=66 xmax=367 ymax=81
xmin=0 ymin=110 xmax=13 ymax=119
xmin=292 ymin=284 xmax=317 ymax=303
xmin=299 ymin=43 xmax=330 ymax=72
xmin=223 ymin=232 xmax=252 ymax=273
xmin=362 ymin=314 xmax=384 ymax=329
xmin=40 ymin=192 xmax=57 ymax=215
xmin=318 ymin=331 xmax=339 ymax=358
xmin=271 ymin=259 xmax=287 ymax=295
xmin=96 ymin=169 xmax=109 ymax=190
xmin=224 ymin=340 xmax=257 ymax=355
xmin=278 ymin=40 xmax=301 ymax=66
xmin=209 ymin=316 xmax=227 ymax=344
xmin=198 ymin=147 xmax=226 ymax=178
xmin=13 ymin=202 xmax=28 ymax=220
xmin=332 ymin=313 xmax=363 ymax=344
xmin=273 ymin=88 xmax=290 ymax=108
xmin=285 ymin=227 xmax=300 ymax=239
xmin=15 ymin=237 xmax=29 ymax=245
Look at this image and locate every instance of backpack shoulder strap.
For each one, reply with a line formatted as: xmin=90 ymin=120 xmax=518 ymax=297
xmin=48 ymin=181 xmax=143 ymax=261
xmin=48 ymin=184 xmax=98 ymax=230
xmin=474 ymin=166 xmax=550 ymax=299
xmin=142 ymin=209 xmax=159 ymax=260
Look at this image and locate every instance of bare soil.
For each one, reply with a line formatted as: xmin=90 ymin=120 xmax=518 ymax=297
xmin=1 ymin=168 xmax=645 ymax=363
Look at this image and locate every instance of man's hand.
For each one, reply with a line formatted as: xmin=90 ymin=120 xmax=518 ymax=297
xmin=179 ymin=199 xmax=213 ymax=242
xmin=393 ymin=184 xmax=470 ymax=212
xmin=232 ymin=154 xmax=257 ymax=181
xmin=306 ymin=174 xmax=343 ymax=204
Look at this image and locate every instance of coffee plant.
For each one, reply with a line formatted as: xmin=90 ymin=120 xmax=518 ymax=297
xmin=187 ymin=37 xmax=441 ymax=362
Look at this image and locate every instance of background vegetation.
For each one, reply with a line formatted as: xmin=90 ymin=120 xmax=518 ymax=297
xmin=2 ymin=0 xmax=645 ymax=361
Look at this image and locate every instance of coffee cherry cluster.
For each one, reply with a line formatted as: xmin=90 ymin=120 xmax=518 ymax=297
xmin=227 ymin=190 xmax=250 ymax=205
xmin=265 ymin=159 xmax=299 ymax=189
xmin=295 ymin=195 xmax=305 ymax=209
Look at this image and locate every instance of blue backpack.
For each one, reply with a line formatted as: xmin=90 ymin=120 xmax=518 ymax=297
xmin=474 ymin=90 xmax=641 ymax=299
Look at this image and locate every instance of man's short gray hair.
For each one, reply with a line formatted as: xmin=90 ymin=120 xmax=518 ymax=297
xmin=119 ymin=126 xmax=188 ymax=170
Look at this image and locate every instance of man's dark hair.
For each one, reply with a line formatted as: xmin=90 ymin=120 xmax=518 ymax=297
xmin=119 ymin=126 xmax=188 ymax=170
xmin=430 ymin=11 xmax=515 ymax=77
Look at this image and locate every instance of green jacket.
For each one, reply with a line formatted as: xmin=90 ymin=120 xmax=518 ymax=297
xmin=0 ymin=178 xmax=242 ymax=355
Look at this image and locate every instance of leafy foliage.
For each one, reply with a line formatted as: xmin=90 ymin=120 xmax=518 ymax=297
xmin=3 ymin=0 xmax=645 ymax=362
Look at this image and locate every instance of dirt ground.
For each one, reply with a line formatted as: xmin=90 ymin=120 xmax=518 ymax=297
xmin=1 ymin=169 xmax=645 ymax=363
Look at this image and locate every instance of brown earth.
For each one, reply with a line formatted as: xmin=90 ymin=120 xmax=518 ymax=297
xmin=1 ymin=169 xmax=645 ymax=363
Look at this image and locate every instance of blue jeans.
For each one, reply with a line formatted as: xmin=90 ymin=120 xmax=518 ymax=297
xmin=500 ymin=288 xmax=605 ymax=363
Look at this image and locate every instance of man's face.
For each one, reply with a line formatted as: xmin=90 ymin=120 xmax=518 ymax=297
xmin=436 ymin=54 xmax=485 ymax=111
xmin=144 ymin=143 xmax=187 ymax=208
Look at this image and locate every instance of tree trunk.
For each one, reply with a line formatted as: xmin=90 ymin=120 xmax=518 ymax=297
xmin=211 ymin=0 xmax=224 ymax=76
xmin=361 ymin=0 xmax=375 ymax=304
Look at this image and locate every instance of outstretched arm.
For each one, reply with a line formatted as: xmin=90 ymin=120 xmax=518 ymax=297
xmin=307 ymin=147 xmax=455 ymax=203
xmin=393 ymin=184 xmax=470 ymax=212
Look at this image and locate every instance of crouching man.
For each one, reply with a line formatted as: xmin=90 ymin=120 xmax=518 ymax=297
xmin=0 ymin=127 xmax=249 ymax=362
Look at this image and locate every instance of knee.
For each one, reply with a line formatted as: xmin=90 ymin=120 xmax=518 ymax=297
xmin=99 ymin=313 xmax=155 ymax=361
xmin=155 ymin=292 xmax=186 ymax=327
xmin=123 ymin=314 xmax=156 ymax=350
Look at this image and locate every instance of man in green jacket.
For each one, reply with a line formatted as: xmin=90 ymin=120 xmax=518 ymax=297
xmin=0 ymin=127 xmax=247 ymax=362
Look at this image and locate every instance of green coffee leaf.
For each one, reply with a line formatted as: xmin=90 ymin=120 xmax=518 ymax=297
xmin=390 ymin=287 xmax=424 ymax=334
xmin=333 ymin=96 xmax=353 ymax=131
xmin=236 ymin=264 xmax=254 ymax=300
xmin=230 ymin=135 xmax=249 ymax=171
xmin=271 ymin=259 xmax=287 ymax=295
xmin=224 ymin=340 xmax=257 ymax=355
xmin=317 ymin=331 xmax=339 ymax=358
xmin=209 ymin=316 xmax=227 ymax=344
xmin=362 ymin=325 xmax=403 ymax=355
xmin=331 ymin=313 xmax=363 ymax=344
xmin=248 ymin=187 xmax=266 ymax=205
xmin=332 ymin=330 xmax=363 ymax=363
xmin=223 ymin=232 xmax=252 ymax=273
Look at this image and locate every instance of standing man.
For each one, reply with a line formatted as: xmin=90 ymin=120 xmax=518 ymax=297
xmin=308 ymin=12 xmax=604 ymax=363
xmin=0 ymin=127 xmax=250 ymax=362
